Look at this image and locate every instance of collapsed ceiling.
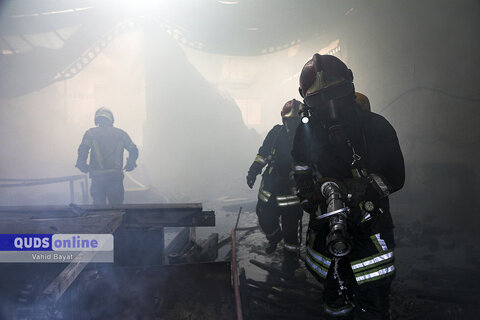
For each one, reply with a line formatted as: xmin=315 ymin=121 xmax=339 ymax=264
xmin=0 ymin=0 xmax=355 ymax=97
xmin=0 ymin=0 xmax=352 ymax=55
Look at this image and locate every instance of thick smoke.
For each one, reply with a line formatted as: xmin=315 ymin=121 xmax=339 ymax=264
xmin=0 ymin=0 xmax=479 ymax=318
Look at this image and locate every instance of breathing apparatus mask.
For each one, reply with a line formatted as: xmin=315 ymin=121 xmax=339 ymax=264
xmin=283 ymin=116 xmax=301 ymax=134
xmin=304 ymin=95 xmax=354 ymax=147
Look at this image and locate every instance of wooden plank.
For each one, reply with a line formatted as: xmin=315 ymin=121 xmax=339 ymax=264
xmin=123 ymin=210 xmax=215 ymax=228
xmin=0 ymin=204 xmax=215 ymax=227
xmin=0 ymin=211 xmax=124 ymax=233
xmin=42 ymin=211 xmax=124 ymax=301
xmin=164 ymin=227 xmax=193 ymax=265
xmin=169 ymin=233 xmax=219 ymax=264
xmin=198 ymin=233 xmax=219 ymax=262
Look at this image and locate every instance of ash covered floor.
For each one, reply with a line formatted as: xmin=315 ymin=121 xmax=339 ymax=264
xmin=223 ymin=203 xmax=480 ymax=320
xmin=0 ymin=197 xmax=478 ymax=319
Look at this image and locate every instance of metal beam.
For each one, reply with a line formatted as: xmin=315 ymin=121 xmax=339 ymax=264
xmin=0 ymin=203 xmax=215 ymax=227
xmin=0 ymin=203 xmax=203 ymax=212
xmin=0 ymin=210 xmax=124 ymax=234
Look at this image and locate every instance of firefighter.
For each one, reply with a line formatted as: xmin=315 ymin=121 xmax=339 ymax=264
xmin=292 ymin=54 xmax=405 ymax=319
xmin=76 ymin=107 xmax=138 ymax=205
xmin=246 ymin=99 xmax=304 ymax=271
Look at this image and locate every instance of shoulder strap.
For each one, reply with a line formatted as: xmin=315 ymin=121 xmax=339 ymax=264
xmin=353 ymin=107 xmax=369 ymax=175
xmin=88 ymin=130 xmax=105 ymax=170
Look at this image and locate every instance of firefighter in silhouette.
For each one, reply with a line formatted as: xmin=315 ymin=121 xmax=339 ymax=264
xmin=76 ymin=107 xmax=138 ymax=205
xmin=292 ymin=54 xmax=405 ymax=319
xmin=247 ymin=99 xmax=304 ymax=272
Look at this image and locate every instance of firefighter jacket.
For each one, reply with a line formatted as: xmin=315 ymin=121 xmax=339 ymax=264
xmin=76 ymin=126 xmax=138 ymax=178
xmin=292 ymin=103 xmax=405 ymax=285
xmin=248 ymin=125 xmax=299 ymax=207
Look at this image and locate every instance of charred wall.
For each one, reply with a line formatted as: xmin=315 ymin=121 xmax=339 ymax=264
xmin=340 ymin=0 xmax=480 ymax=229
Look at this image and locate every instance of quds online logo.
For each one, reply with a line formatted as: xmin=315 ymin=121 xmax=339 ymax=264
xmin=0 ymin=234 xmax=113 ymax=251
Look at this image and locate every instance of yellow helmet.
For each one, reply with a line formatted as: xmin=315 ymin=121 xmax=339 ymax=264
xmin=355 ymin=92 xmax=371 ymax=112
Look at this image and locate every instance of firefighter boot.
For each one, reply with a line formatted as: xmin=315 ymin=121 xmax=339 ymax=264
xmin=265 ymin=240 xmax=279 ymax=254
xmin=265 ymin=228 xmax=283 ymax=254
xmin=282 ymin=248 xmax=299 ymax=276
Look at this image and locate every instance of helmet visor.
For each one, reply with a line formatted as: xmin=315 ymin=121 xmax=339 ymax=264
xmin=305 ymin=70 xmax=346 ymax=98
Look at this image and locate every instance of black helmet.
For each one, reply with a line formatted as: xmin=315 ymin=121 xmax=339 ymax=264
xmin=281 ymin=99 xmax=302 ymax=118
xmin=299 ymin=54 xmax=354 ymax=108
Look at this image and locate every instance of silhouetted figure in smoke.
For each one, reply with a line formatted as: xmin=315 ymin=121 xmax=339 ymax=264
xmin=293 ymin=54 xmax=404 ymax=319
xmin=247 ymin=99 xmax=304 ymax=274
xmin=76 ymin=107 xmax=138 ymax=205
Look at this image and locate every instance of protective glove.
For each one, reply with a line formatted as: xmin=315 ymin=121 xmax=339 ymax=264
xmin=295 ymin=176 xmax=317 ymax=213
xmin=124 ymin=159 xmax=137 ymax=172
xmin=299 ymin=193 xmax=316 ymax=214
xmin=343 ymin=177 xmax=370 ymax=206
xmin=246 ymin=173 xmax=257 ymax=189
xmin=75 ymin=162 xmax=89 ymax=174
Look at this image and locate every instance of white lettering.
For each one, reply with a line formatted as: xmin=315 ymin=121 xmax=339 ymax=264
xmin=14 ymin=237 xmax=23 ymax=249
xmin=33 ymin=238 xmax=42 ymax=248
xmin=32 ymin=253 xmax=51 ymax=260
xmin=42 ymin=237 xmax=50 ymax=248
xmin=53 ymin=253 xmax=73 ymax=261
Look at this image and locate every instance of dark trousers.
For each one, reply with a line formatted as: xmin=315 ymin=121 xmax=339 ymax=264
xmin=256 ymin=197 xmax=303 ymax=246
xmin=90 ymin=175 xmax=124 ymax=205
xmin=321 ymin=259 xmax=392 ymax=320
xmin=306 ymin=232 xmax=394 ymax=320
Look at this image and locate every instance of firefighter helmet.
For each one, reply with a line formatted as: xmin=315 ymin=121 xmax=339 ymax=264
xmin=281 ymin=99 xmax=302 ymax=118
xmin=94 ymin=107 xmax=114 ymax=125
xmin=281 ymin=99 xmax=303 ymax=133
xmin=299 ymin=54 xmax=354 ymax=107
